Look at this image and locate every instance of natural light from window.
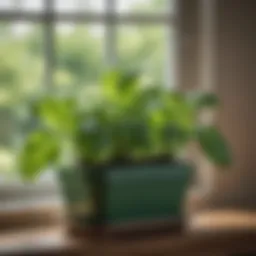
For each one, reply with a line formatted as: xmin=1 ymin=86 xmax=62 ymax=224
xmin=0 ymin=0 xmax=177 ymax=190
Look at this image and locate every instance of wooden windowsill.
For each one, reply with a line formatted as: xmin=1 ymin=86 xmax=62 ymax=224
xmin=0 ymin=200 xmax=63 ymax=231
xmin=0 ymin=210 xmax=256 ymax=256
xmin=189 ymin=210 xmax=256 ymax=232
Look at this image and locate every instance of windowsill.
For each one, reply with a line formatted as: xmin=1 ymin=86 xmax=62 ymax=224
xmin=0 ymin=185 xmax=58 ymax=202
xmin=0 ymin=210 xmax=256 ymax=256
xmin=0 ymin=198 xmax=63 ymax=231
xmin=0 ymin=176 xmax=62 ymax=231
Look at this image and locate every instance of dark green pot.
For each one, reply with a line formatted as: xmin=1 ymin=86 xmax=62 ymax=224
xmin=59 ymin=161 xmax=193 ymax=228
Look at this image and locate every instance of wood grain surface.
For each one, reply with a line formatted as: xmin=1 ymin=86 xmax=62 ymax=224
xmin=0 ymin=210 xmax=255 ymax=256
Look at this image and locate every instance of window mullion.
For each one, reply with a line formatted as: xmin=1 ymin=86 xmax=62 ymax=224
xmin=105 ymin=0 xmax=117 ymax=67
xmin=43 ymin=0 xmax=55 ymax=88
xmin=165 ymin=0 xmax=177 ymax=88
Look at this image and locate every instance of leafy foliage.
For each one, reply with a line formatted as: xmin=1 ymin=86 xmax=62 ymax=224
xmin=197 ymin=126 xmax=232 ymax=167
xmin=33 ymin=96 xmax=78 ymax=135
xmin=187 ymin=91 xmax=220 ymax=110
xmin=18 ymin=69 xmax=232 ymax=180
xmin=19 ymin=130 xmax=59 ymax=180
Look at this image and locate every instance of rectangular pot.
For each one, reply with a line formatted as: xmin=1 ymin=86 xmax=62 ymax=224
xmin=59 ymin=162 xmax=193 ymax=229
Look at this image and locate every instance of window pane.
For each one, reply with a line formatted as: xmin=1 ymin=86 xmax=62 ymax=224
xmin=117 ymin=0 xmax=175 ymax=13
xmin=55 ymin=0 xmax=104 ymax=13
xmin=0 ymin=22 xmax=43 ymax=179
xmin=19 ymin=0 xmax=43 ymax=12
xmin=0 ymin=0 xmax=15 ymax=10
xmin=55 ymin=23 xmax=105 ymax=90
xmin=0 ymin=0 xmax=43 ymax=11
xmin=117 ymin=25 xmax=170 ymax=85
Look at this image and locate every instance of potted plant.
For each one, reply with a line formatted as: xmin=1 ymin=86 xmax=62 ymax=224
xmin=18 ymin=69 xmax=232 ymax=231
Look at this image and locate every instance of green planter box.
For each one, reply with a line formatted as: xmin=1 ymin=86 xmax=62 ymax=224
xmin=59 ymin=162 xmax=193 ymax=228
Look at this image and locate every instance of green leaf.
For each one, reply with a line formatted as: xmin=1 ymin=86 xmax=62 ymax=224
xmin=197 ymin=126 xmax=232 ymax=167
xmin=102 ymin=69 xmax=140 ymax=102
xmin=34 ymin=96 xmax=77 ymax=134
xmin=188 ymin=92 xmax=219 ymax=110
xmin=76 ymin=112 xmax=112 ymax=165
xmin=18 ymin=130 xmax=59 ymax=180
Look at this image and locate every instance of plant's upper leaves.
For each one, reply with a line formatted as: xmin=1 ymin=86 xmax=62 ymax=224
xmin=102 ymin=69 xmax=140 ymax=103
xmin=18 ymin=130 xmax=59 ymax=180
xmin=19 ymin=69 xmax=228 ymax=170
xmin=197 ymin=126 xmax=232 ymax=167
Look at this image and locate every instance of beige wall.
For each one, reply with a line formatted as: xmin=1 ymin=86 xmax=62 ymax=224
xmin=211 ymin=0 xmax=256 ymax=208
xmin=180 ymin=0 xmax=256 ymax=209
xmin=178 ymin=0 xmax=200 ymax=91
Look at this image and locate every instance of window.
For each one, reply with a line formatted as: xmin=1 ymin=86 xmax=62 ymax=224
xmin=0 ymin=0 xmax=177 ymax=205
